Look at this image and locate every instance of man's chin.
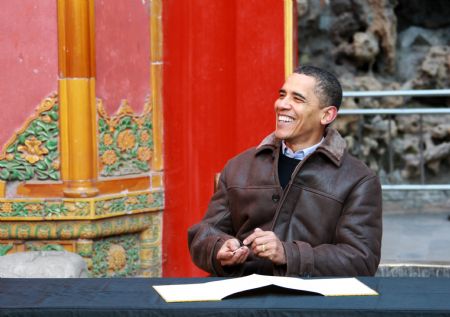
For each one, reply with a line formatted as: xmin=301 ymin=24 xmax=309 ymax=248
xmin=274 ymin=130 xmax=288 ymax=140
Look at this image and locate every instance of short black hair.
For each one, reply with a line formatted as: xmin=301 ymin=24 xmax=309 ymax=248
xmin=293 ymin=65 xmax=342 ymax=110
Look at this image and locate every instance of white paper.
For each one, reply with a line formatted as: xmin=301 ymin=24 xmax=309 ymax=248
xmin=153 ymin=274 xmax=378 ymax=302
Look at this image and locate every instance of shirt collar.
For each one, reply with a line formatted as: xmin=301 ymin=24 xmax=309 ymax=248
xmin=256 ymin=129 xmax=346 ymax=167
xmin=282 ymin=138 xmax=324 ymax=160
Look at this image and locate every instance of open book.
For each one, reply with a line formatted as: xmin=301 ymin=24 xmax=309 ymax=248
xmin=153 ymin=274 xmax=378 ymax=302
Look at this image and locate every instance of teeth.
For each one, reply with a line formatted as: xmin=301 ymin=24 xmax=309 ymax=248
xmin=278 ymin=115 xmax=294 ymax=122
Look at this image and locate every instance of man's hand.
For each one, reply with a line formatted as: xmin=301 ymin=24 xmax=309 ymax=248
xmin=216 ymin=238 xmax=249 ymax=266
xmin=243 ymin=228 xmax=286 ymax=265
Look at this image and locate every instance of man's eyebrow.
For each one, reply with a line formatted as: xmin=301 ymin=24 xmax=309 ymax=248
xmin=279 ymin=89 xmax=286 ymax=94
xmin=293 ymin=91 xmax=307 ymax=101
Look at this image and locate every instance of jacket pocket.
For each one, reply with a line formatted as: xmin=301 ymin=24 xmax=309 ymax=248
xmin=275 ymin=184 xmax=343 ymax=245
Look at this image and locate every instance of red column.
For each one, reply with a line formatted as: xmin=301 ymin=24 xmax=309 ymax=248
xmin=162 ymin=0 xmax=285 ymax=277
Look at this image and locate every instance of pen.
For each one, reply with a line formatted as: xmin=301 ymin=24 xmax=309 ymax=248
xmin=231 ymin=247 xmax=242 ymax=255
xmin=232 ymin=240 xmax=249 ymax=255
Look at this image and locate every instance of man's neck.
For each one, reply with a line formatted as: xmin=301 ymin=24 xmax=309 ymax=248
xmin=282 ymin=138 xmax=324 ymax=160
xmin=285 ymin=137 xmax=323 ymax=153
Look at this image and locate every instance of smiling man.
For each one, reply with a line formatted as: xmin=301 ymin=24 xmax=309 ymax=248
xmin=188 ymin=65 xmax=382 ymax=277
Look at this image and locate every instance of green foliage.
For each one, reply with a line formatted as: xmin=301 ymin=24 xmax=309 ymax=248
xmin=0 ymin=104 xmax=60 ymax=181
xmin=111 ymin=199 xmax=126 ymax=212
xmin=98 ymin=113 xmax=153 ymax=177
xmin=26 ymin=244 xmax=65 ymax=252
xmin=0 ymin=244 xmax=13 ymax=256
xmin=44 ymin=203 xmax=68 ymax=217
xmin=91 ymin=234 xmax=140 ymax=277
xmin=0 ymin=201 xmax=69 ymax=218
xmin=94 ymin=192 xmax=163 ymax=216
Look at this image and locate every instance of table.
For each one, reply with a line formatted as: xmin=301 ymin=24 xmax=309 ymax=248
xmin=1 ymin=277 xmax=450 ymax=316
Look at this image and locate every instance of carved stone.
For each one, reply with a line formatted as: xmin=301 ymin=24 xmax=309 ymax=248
xmin=0 ymin=251 xmax=88 ymax=278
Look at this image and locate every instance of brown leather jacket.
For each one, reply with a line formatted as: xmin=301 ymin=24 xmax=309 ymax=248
xmin=188 ymin=128 xmax=382 ymax=277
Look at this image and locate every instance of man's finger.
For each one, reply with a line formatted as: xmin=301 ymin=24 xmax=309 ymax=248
xmin=219 ymin=246 xmax=248 ymax=266
xmin=243 ymin=228 xmax=266 ymax=245
xmin=252 ymin=236 xmax=272 ymax=247
xmin=253 ymin=241 xmax=271 ymax=254
xmin=234 ymin=247 xmax=249 ymax=263
xmin=217 ymin=239 xmax=240 ymax=261
xmin=217 ymin=250 xmax=233 ymax=261
xmin=226 ymin=239 xmax=241 ymax=250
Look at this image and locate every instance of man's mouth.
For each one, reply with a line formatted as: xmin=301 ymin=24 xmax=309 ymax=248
xmin=278 ymin=115 xmax=295 ymax=123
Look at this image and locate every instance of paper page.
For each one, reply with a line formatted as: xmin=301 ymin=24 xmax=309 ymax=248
xmin=153 ymin=274 xmax=378 ymax=303
xmin=153 ymin=274 xmax=271 ymax=302
xmin=153 ymin=282 xmax=223 ymax=302
xmin=270 ymin=276 xmax=378 ymax=296
xmin=204 ymin=274 xmax=272 ymax=298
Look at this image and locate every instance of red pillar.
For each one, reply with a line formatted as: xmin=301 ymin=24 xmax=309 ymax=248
xmin=162 ymin=0 xmax=285 ymax=277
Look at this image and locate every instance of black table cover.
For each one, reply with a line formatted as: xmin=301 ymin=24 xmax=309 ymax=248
xmin=1 ymin=277 xmax=450 ymax=316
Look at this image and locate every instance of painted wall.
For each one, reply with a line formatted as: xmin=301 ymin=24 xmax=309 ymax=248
xmin=0 ymin=1 xmax=57 ymax=148
xmin=163 ymin=0 xmax=285 ymax=277
xmin=95 ymin=0 xmax=150 ymax=114
xmin=0 ymin=0 xmax=151 ymax=148
xmin=0 ymin=0 xmax=286 ymax=278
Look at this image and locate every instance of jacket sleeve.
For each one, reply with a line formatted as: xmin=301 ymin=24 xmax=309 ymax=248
xmin=187 ymin=171 xmax=243 ymax=276
xmin=277 ymin=174 xmax=382 ymax=277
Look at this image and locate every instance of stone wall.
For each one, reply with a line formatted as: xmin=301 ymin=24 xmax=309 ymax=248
xmin=296 ymin=0 xmax=450 ymax=212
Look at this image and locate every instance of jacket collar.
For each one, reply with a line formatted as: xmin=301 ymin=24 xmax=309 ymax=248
xmin=255 ymin=127 xmax=346 ymax=166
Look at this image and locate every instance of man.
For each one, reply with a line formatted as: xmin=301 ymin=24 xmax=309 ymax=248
xmin=188 ymin=65 xmax=382 ymax=277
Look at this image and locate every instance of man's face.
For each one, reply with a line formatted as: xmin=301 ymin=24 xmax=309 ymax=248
xmin=274 ymin=73 xmax=331 ymax=152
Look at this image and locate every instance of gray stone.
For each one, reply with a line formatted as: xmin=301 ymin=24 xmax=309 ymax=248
xmin=353 ymin=32 xmax=380 ymax=66
xmin=399 ymin=26 xmax=439 ymax=49
xmin=0 ymin=251 xmax=88 ymax=278
xmin=411 ymin=45 xmax=450 ymax=90
xmin=377 ymin=263 xmax=450 ymax=278
xmin=431 ymin=124 xmax=450 ymax=139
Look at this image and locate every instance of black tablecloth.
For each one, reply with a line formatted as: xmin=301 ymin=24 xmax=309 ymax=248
xmin=1 ymin=277 xmax=450 ymax=316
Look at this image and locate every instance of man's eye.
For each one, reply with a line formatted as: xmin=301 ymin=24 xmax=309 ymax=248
xmin=279 ymin=94 xmax=286 ymax=99
xmin=294 ymin=97 xmax=303 ymax=102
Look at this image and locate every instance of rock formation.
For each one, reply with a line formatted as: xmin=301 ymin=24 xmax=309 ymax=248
xmin=297 ymin=0 xmax=450 ymax=188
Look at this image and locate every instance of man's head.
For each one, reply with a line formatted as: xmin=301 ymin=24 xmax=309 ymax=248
xmin=293 ymin=65 xmax=342 ymax=111
xmin=274 ymin=65 xmax=342 ymax=152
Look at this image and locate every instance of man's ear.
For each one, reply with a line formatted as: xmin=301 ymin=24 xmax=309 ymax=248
xmin=320 ymin=106 xmax=338 ymax=125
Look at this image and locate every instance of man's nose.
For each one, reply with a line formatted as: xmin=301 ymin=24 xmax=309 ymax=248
xmin=277 ymin=97 xmax=291 ymax=109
